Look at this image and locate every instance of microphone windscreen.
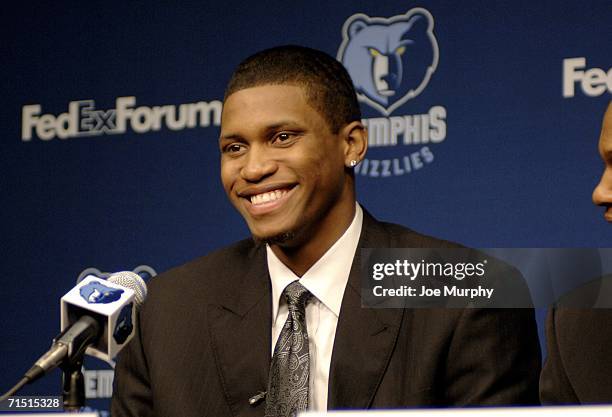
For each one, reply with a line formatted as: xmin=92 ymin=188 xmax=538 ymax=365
xmin=108 ymin=271 xmax=148 ymax=307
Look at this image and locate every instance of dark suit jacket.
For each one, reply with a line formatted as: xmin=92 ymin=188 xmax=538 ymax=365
xmin=540 ymin=307 xmax=612 ymax=403
xmin=112 ymin=213 xmax=541 ymax=416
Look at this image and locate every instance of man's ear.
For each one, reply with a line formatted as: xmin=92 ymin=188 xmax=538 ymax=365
xmin=340 ymin=120 xmax=368 ymax=168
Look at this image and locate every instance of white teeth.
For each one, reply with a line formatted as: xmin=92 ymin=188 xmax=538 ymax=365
xmin=250 ymin=189 xmax=288 ymax=205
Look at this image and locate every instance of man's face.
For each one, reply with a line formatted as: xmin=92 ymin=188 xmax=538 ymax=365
xmin=219 ymin=84 xmax=352 ymax=245
xmin=592 ymin=103 xmax=612 ymax=222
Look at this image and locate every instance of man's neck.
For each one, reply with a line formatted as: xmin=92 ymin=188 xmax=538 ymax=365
xmin=270 ymin=200 xmax=357 ymax=277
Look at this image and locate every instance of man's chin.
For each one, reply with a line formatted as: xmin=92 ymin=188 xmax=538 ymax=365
xmin=248 ymin=218 xmax=309 ymax=247
xmin=253 ymin=230 xmax=296 ymax=246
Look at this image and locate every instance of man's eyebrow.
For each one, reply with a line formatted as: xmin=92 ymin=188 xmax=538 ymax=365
xmin=266 ymin=120 xmax=300 ymax=129
xmin=218 ymin=132 xmax=242 ymax=142
xmin=262 ymin=121 xmax=304 ymax=135
xmin=219 ymin=121 xmax=303 ymax=141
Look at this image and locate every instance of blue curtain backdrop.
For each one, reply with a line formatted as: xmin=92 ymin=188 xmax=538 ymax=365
xmin=1 ymin=1 xmax=610 ymax=414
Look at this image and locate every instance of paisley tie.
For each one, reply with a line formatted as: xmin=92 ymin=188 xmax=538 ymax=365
xmin=265 ymin=281 xmax=312 ymax=417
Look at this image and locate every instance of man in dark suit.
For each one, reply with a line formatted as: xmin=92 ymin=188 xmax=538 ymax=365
xmin=540 ymin=100 xmax=612 ymax=404
xmin=112 ymin=45 xmax=541 ymax=417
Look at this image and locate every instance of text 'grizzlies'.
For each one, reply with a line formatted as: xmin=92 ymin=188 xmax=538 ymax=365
xmin=355 ymin=146 xmax=434 ymax=177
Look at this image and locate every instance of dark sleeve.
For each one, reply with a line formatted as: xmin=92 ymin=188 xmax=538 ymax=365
xmin=539 ymin=308 xmax=580 ymax=404
xmin=445 ymin=308 xmax=541 ymax=405
xmin=111 ymin=309 xmax=154 ymax=417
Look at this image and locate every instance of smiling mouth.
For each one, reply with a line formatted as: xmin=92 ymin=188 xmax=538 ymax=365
xmin=250 ymin=188 xmax=291 ymax=205
xmin=239 ymin=185 xmax=297 ymax=215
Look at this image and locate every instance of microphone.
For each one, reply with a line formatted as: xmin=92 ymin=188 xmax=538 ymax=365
xmin=23 ymin=271 xmax=147 ymax=386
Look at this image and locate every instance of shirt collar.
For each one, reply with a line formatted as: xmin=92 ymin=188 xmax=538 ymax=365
xmin=267 ymin=203 xmax=363 ymax=319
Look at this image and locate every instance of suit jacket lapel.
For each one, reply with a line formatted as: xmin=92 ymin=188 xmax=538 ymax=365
xmin=328 ymin=212 xmax=405 ymax=409
xmin=208 ymin=242 xmax=271 ymax=417
xmin=206 ymin=212 xmax=406 ymax=413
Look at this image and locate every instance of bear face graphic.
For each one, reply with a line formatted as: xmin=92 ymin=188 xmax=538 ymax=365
xmin=338 ymin=8 xmax=439 ymax=115
xmin=113 ymin=303 xmax=134 ymax=344
xmin=80 ymin=281 xmax=124 ymax=304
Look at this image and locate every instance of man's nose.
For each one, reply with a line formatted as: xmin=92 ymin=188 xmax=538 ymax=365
xmin=592 ymin=171 xmax=612 ymax=206
xmin=240 ymin=146 xmax=277 ymax=182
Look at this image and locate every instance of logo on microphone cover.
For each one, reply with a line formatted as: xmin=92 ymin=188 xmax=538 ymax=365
xmin=80 ymin=280 xmax=124 ymax=304
xmin=113 ymin=303 xmax=134 ymax=344
xmin=337 ymin=8 xmax=447 ymax=178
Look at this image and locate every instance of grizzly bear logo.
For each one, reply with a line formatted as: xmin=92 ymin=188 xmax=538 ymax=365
xmin=113 ymin=303 xmax=134 ymax=344
xmin=337 ymin=8 xmax=439 ymax=116
xmin=80 ymin=280 xmax=124 ymax=304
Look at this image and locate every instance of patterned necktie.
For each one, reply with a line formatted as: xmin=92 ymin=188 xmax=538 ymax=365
xmin=265 ymin=280 xmax=312 ymax=417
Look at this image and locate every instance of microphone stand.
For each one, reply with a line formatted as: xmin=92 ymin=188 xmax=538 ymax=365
xmin=57 ymin=317 xmax=101 ymax=412
xmin=61 ymin=350 xmax=86 ymax=412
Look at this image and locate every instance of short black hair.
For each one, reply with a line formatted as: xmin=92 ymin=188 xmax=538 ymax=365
xmin=224 ymin=45 xmax=361 ymax=134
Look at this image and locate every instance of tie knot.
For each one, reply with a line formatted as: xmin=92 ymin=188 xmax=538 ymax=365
xmin=283 ymin=281 xmax=311 ymax=310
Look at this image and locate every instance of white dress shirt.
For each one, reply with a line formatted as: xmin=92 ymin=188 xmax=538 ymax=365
xmin=266 ymin=203 xmax=363 ymax=411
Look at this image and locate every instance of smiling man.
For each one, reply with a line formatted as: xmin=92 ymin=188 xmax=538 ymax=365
xmin=219 ymin=82 xmax=364 ymax=275
xmin=112 ymin=46 xmax=540 ymax=417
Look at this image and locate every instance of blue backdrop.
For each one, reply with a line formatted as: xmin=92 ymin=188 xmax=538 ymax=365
xmin=1 ymin=1 xmax=610 ymax=414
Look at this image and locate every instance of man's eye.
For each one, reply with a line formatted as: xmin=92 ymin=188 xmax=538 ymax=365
xmin=273 ymin=132 xmax=294 ymax=144
xmin=225 ymin=143 xmax=245 ymax=153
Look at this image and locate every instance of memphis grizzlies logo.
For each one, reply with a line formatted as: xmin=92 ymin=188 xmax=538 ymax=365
xmin=113 ymin=303 xmax=134 ymax=344
xmin=337 ymin=8 xmax=439 ymax=116
xmin=80 ymin=281 xmax=124 ymax=304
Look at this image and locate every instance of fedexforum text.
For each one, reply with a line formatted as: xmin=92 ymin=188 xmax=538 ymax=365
xmin=372 ymin=259 xmax=487 ymax=281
